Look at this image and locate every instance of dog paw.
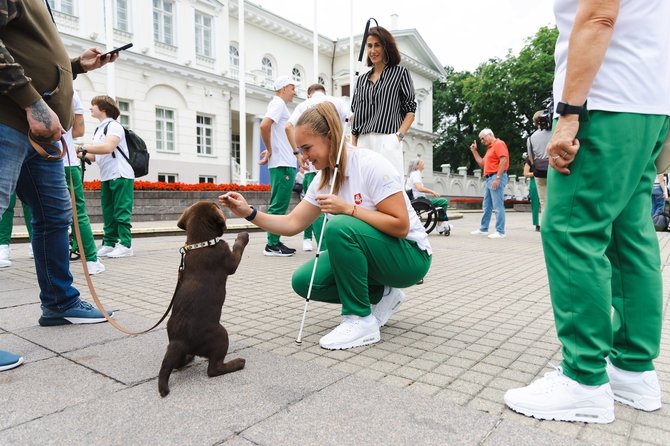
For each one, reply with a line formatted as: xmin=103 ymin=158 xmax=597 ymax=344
xmin=236 ymin=232 xmax=250 ymax=246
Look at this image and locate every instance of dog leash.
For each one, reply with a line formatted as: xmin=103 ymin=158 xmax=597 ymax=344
xmin=63 ymin=142 xmax=180 ymax=335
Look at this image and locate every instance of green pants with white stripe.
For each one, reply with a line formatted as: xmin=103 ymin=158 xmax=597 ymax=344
xmin=100 ymin=177 xmax=134 ymax=248
xmin=267 ymin=166 xmax=296 ymax=247
xmin=542 ymin=111 xmax=669 ymax=385
xmin=292 ymin=215 xmax=432 ymax=317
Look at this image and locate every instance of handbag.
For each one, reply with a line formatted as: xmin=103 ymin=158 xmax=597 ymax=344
xmin=532 ymin=158 xmax=549 ymax=178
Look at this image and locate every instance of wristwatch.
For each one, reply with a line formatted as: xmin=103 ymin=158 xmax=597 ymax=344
xmin=396 ymin=132 xmax=405 ymax=141
xmin=556 ymin=101 xmax=583 ymax=116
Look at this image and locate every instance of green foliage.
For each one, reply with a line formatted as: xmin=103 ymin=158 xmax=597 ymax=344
xmin=433 ymin=26 xmax=558 ymax=176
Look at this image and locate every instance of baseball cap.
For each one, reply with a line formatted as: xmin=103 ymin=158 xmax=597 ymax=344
xmin=273 ymin=75 xmax=300 ymax=91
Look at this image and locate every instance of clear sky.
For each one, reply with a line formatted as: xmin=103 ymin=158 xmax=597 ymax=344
xmin=251 ymin=0 xmax=556 ymax=72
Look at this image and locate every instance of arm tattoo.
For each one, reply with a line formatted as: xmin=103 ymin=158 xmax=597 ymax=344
xmin=30 ymin=100 xmax=52 ymax=129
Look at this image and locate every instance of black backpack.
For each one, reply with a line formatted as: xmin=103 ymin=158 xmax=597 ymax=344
xmin=653 ymin=212 xmax=670 ymax=232
xmin=103 ymin=122 xmax=150 ymax=178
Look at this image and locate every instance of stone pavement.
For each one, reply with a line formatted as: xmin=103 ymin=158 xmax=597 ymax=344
xmin=1 ymin=211 xmax=669 ymax=445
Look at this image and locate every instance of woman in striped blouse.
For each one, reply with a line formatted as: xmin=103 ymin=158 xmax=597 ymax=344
xmin=351 ymin=26 xmax=417 ymax=174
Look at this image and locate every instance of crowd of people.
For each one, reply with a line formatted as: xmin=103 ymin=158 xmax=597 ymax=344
xmin=1 ymin=0 xmax=668 ymax=429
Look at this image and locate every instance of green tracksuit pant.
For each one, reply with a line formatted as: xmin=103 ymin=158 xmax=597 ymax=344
xmin=542 ymin=111 xmax=669 ymax=385
xmin=100 ymin=177 xmax=134 ymax=248
xmin=0 ymin=193 xmax=32 ymax=243
xmin=65 ymin=166 xmax=98 ymax=261
xmin=302 ymin=172 xmax=327 ymax=249
xmin=267 ymin=166 xmax=296 ymax=247
xmin=292 ymin=215 xmax=432 ymax=317
xmin=529 ymin=177 xmax=540 ymax=227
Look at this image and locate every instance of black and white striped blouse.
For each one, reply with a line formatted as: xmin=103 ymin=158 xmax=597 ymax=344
xmin=350 ymin=64 xmax=417 ymax=137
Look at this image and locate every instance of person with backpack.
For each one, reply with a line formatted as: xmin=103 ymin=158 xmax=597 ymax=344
xmin=76 ymin=95 xmax=134 ymax=258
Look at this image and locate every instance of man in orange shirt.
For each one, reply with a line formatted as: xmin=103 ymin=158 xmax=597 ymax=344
xmin=469 ymin=128 xmax=509 ymax=238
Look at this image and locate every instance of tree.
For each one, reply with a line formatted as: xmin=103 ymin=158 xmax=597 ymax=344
xmin=433 ymin=26 xmax=558 ymax=176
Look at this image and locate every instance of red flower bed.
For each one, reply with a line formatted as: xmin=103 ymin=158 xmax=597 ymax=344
xmin=83 ymin=180 xmax=270 ymax=192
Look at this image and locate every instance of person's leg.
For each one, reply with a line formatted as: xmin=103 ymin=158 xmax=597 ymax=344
xmin=0 ymin=193 xmax=17 ymax=245
xmin=542 ymin=112 xmax=667 ymax=385
xmin=266 ymin=166 xmax=295 ymax=247
xmin=100 ymin=180 xmax=118 ymax=247
xmin=651 ymin=184 xmax=664 ymax=216
xmin=491 ymin=173 xmax=507 ymax=234
xmin=535 ymin=177 xmax=547 ymax=213
xmin=302 ymin=172 xmax=316 ymax=240
xmin=21 ymin=200 xmax=32 ymax=239
xmin=293 ymin=215 xmax=431 ymax=317
xmin=15 ymin=144 xmax=80 ymax=311
xmin=479 ymin=179 xmax=493 ymax=231
xmin=109 ymin=178 xmax=134 ymax=248
xmin=65 ymin=166 xmax=97 ymax=261
xmin=529 ymin=177 xmax=540 ymax=227
xmin=430 ymin=197 xmax=449 ymax=221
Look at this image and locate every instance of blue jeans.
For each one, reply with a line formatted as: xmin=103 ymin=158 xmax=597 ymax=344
xmin=651 ymin=183 xmax=665 ymax=216
xmin=0 ymin=123 xmax=80 ymax=311
xmin=480 ymin=173 xmax=507 ymax=234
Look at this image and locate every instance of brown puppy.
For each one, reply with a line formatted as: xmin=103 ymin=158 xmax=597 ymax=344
xmin=158 ymin=201 xmax=249 ymax=397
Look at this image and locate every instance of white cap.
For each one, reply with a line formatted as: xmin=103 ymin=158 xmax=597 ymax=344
xmin=273 ymin=75 xmax=300 ymax=91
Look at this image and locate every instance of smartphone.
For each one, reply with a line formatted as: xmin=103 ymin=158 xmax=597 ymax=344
xmin=101 ymin=43 xmax=133 ymax=58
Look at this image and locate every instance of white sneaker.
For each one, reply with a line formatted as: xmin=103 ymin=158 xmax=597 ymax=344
xmin=28 ymin=244 xmax=34 ymax=259
xmin=107 ymin=245 xmax=133 ymax=258
xmin=371 ymin=287 xmax=406 ymax=327
xmin=488 ymin=232 xmax=506 ymax=239
xmin=86 ymin=259 xmax=106 ymax=275
xmin=504 ymin=367 xmax=614 ymax=424
xmin=0 ymin=258 xmax=10 ymax=268
xmin=0 ymin=245 xmax=10 ymax=268
xmin=319 ymin=315 xmax=380 ymax=350
xmin=470 ymin=229 xmax=488 ymax=235
xmin=303 ymin=239 xmax=313 ymax=251
xmin=606 ymin=358 xmax=662 ymax=411
xmin=97 ymin=244 xmax=117 ymax=257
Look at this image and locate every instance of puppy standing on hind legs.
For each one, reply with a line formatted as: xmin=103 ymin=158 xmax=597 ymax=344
xmin=158 ymin=201 xmax=249 ymax=397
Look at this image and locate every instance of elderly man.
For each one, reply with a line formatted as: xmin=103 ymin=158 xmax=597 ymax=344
xmin=469 ymin=129 xmax=509 ymax=238
xmin=504 ymin=0 xmax=670 ymax=424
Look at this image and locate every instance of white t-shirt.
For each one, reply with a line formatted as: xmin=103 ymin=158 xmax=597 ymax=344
xmin=304 ymin=147 xmax=431 ymax=255
xmin=62 ymin=90 xmax=85 ymax=167
xmin=264 ymin=96 xmax=295 ymax=168
xmin=406 ymin=170 xmax=425 ymax=198
xmin=93 ymin=118 xmax=134 ymax=181
xmin=554 ymin=0 xmax=670 ymax=115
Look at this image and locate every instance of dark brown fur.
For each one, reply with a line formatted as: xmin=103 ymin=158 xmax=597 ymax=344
xmin=158 ymin=201 xmax=249 ymax=397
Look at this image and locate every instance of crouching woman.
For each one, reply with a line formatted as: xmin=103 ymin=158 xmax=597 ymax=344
xmin=219 ymin=102 xmax=431 ymax=351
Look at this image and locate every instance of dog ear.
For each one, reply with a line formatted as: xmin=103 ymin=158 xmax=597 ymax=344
xmin=177 ymin=206 xmax=191 ymax=231
xmin=214 ymin=205 xmax=227 ymax=235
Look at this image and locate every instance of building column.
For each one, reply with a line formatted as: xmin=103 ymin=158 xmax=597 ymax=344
xmin=251 ymin=115 xmax=262 ymax=182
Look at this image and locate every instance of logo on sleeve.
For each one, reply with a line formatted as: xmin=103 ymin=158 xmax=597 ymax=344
xmin=354 ymin=193 xmax=362 ymax=205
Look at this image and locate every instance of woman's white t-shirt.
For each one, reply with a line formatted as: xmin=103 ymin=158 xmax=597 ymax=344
xmin=304 ymin=147 xmax=431 ymax=255
xmin=406 ymin=170 xmax=425 ymax=199
xmin=62 ymin=90 xmax=84 ymax=167
xmin=93 ymin=118 xmax=134 ymax=181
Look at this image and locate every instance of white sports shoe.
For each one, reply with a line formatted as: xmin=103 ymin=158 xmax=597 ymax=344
xmin=606 ymin=358 xmax=662 ymax=411
xmin=0 ymin=245 xmax=10 ymax=268
xmin=303 ymin=239 xmax=313 ymax=252
xmin=86 ymin=259 xmax=106 ymax=276
xmin=107 ymin=245 xmax=134 ymax=258
xmin=488 ymin=232 xmax=506 ymax=239
xmin=470 ymin=229 xmax=488 ymax=235
xmin=97 ymin=244 xmax=117 ymax=257
xmin=319 ymin=315 xmax=380 ymax=350
xmin=371 ymin=287 xmax=406 ymax=327
xmin=504 ymin=366 xmax=615 ymax=424
xmin=28 ymin=244 xmax=34 ymax=259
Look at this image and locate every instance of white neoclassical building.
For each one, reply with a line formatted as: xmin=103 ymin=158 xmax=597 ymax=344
xmin=50 ymin=0 xmax=446 ymax=184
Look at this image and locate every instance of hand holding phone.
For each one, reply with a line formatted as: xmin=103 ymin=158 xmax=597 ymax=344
xmin=101 ymin=43 xmax=133 ymax=58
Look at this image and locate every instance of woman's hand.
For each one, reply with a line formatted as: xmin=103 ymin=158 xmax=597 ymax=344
xmin=218 ymin=192 xmax=254 ymax=219
xmin=315 ymin=194 xmax=351 ymax=215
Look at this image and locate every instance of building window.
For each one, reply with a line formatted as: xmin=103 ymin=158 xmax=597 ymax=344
xmin=155 ymin=107 xmax=175 ymax=152
xmin=261 ymin=56 xmax=273 ymax=79
xmin=231 ymin=134 xmax=240 ymax=164
xmin=292 ymin=67 xmax=303 ymax=85
xmin=229 ymin=44 xmax=239 ymax=79
xmin=118 ymin=100 xmax=131 ymax=128
xmin=195 ymin=12 xmax=213 ymax=57
xmin=158 ymin=173 xmax=178 ymax=183
xmin=196 ymin=115 xmax=213 ymax=155
xmin=341 ymin=84 xmax=350 ymax=97
xmin=199 ymin=176 xmax=216 ymax=183
xmin=114 ymin=0 xmax=129 ymax=32
xmin=416 ymin=99 xmax=423 ymax=126
xmin=153 ymin=0 xmax=174 ymax=45
xmin=48 ymin=0 xmax=74 ymax=15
